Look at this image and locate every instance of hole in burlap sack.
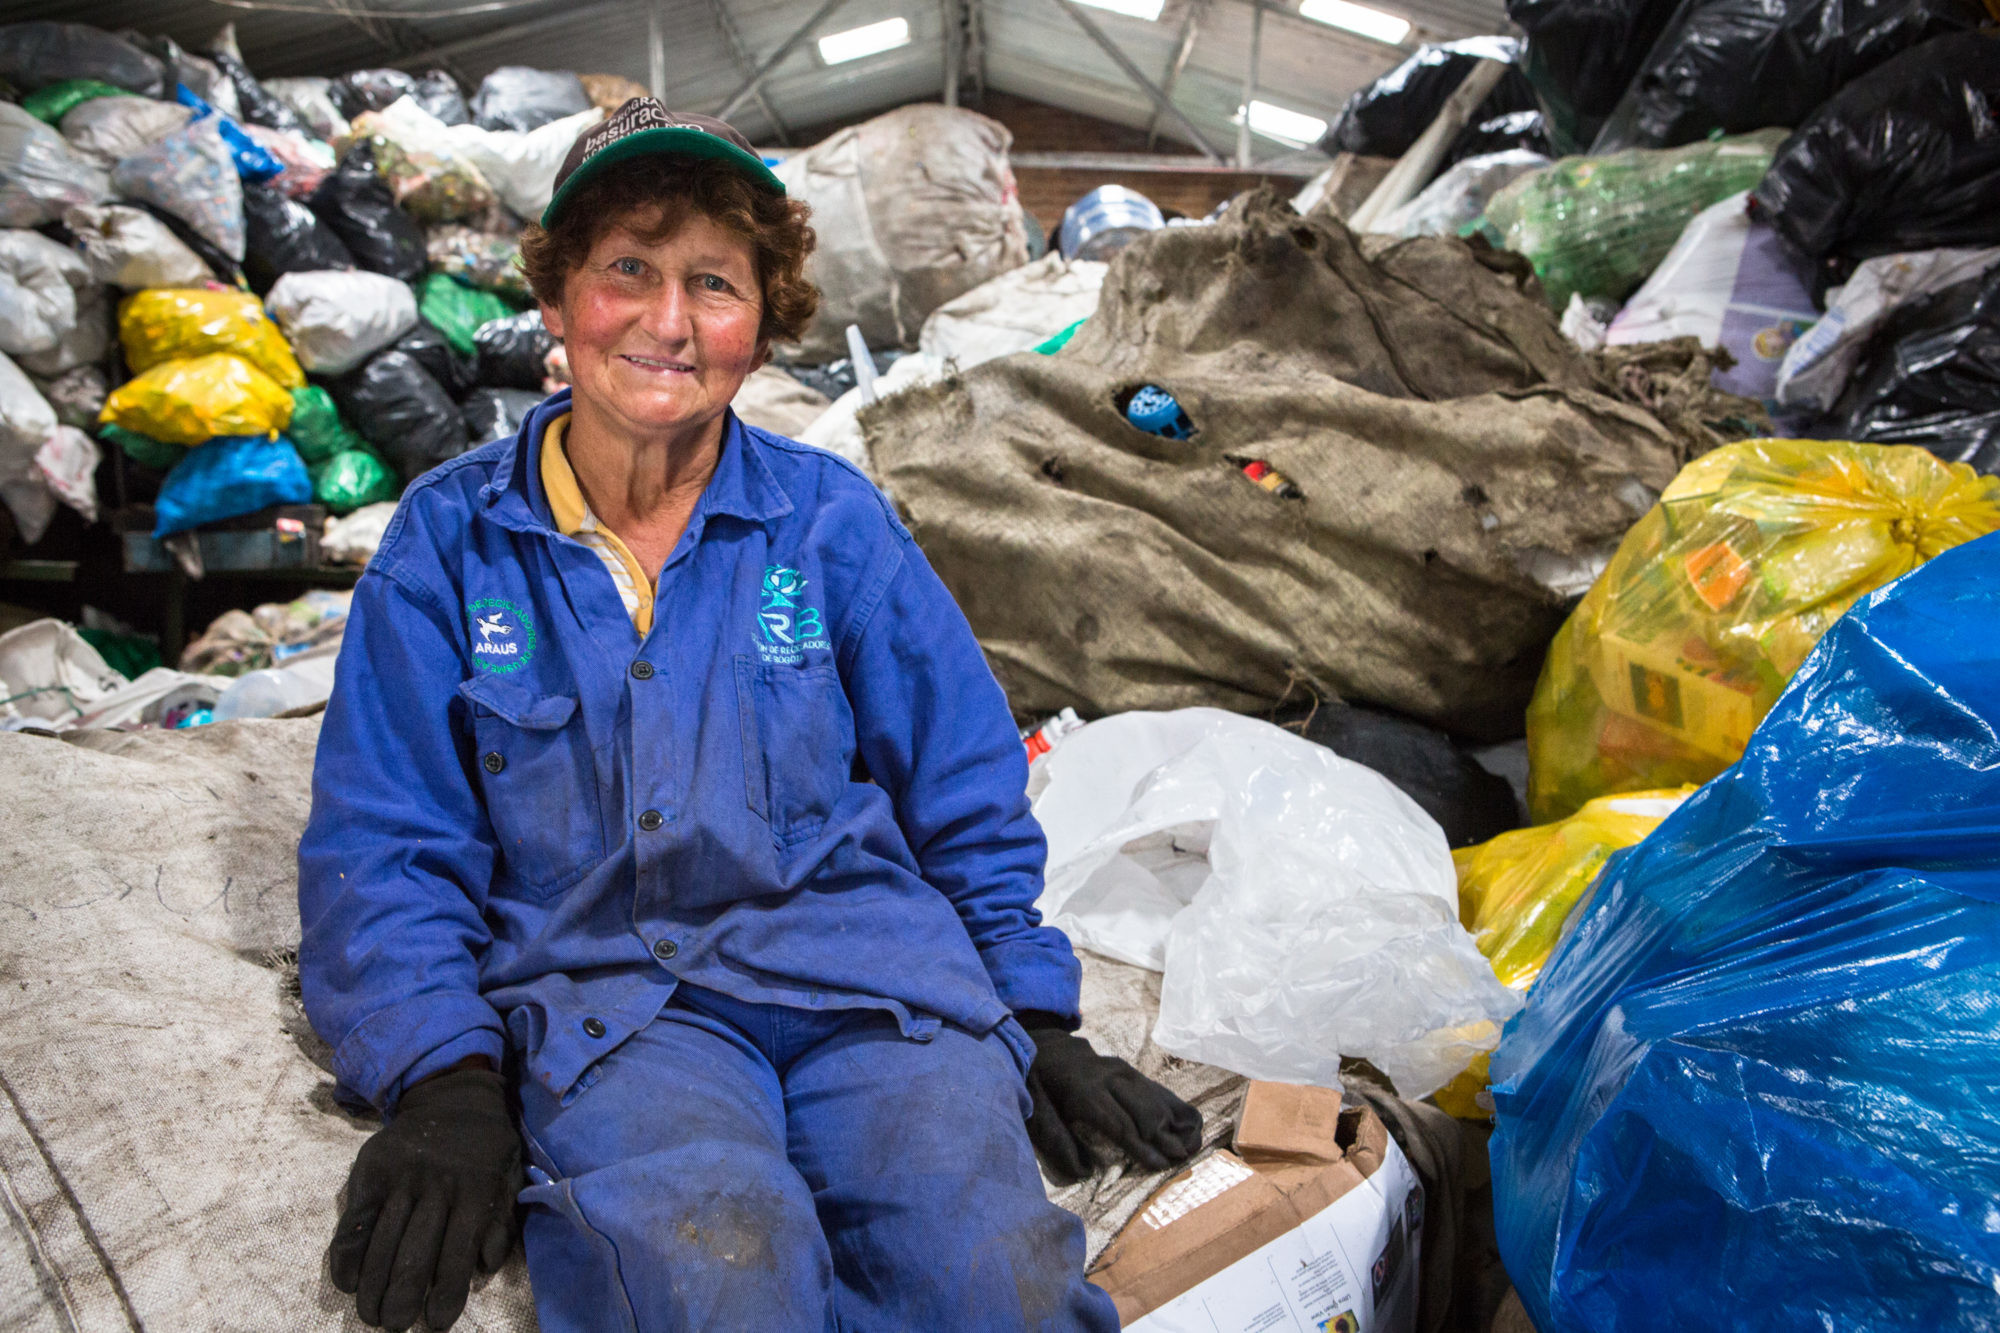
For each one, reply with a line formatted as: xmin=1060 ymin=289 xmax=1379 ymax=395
xmin=1227 ymin=456 xmax=1304 ymax=500
xmin=1114 ymin=384 xmax=1199 ymax=441
xmin=1040 ymin=455 xmax=1067 ymax=485
xmin=1291 ymin=227 xmax=1318 ymax=251
xmin=1423 ymin=548 xmax=1440 ymax=565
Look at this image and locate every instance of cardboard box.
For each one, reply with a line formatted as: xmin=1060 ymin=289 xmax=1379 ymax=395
xmin=1090 ymin=1082 xmax=1422 ymax=1333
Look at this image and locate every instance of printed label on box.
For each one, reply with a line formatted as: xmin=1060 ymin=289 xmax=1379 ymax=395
xmin=1127 ymin=1134 xmax=1421 ymax=1333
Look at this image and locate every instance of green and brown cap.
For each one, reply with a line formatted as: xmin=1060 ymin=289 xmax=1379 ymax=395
xmin=542 ymin=98 xmax=784 ymax=227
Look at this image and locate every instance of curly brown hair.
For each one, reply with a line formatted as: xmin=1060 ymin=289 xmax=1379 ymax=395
xmin=519 ymin=154 xmax=819 ymax=345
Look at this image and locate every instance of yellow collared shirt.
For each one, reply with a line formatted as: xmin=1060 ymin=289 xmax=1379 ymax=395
xmin=539 ymin=413 xmax=657 ymax=634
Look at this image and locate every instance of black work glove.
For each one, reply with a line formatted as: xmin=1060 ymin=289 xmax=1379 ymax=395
xmin=1017 ymin=1012 xmax=1203 ymax=1184
xmin=330 ymin=1066 xmax=524 ymax=1331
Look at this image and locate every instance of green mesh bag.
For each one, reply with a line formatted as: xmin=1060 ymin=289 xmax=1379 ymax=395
xmin=418 ymin=272 xmax=519 ymax=357
xmin=98 ymin=422 xmax=187 ymax=472
xmin=1479 ymin=130 xmax=1786 ymax=309
xmin=310 ymin=448 xmax=401 ymax=514
xmin=23 ymin=78 xmax=126 ymax=124
xmin=287 ymin=385 xmax=368 ymax=465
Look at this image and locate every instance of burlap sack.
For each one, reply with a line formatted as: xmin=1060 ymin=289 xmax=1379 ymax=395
xmin=863 ymin=191 xmax=1758 ymax=740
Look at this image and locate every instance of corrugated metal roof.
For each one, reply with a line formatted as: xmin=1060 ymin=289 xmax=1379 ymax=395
xmin=9 ymin=0 xmax=1510 ymax=155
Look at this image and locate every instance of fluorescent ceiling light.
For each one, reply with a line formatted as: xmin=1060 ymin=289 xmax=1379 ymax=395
xmin=1072 ymin=0 xmax=1167 ymax=21
xmin=817 ymin=17 xmax=912 ymax=64
xmin=1236 ymin=99 xmax=1329 ymax=147
xmin=1298 ymin=0 xmax=1411 ymax=44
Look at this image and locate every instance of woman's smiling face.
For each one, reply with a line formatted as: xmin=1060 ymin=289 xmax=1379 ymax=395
xmin=540 ymin=206 xmax=769 ymax=441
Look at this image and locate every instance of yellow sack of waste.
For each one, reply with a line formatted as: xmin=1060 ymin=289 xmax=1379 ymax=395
xmin=1525 ymin=439 xmax=2000 ymax=822
xmin=1433 ymin=786 xmax=1693 ymax=1120
xmin=99 ymin=353 xmax=294 ymax=447
xmin=117 ymin=288 xmax=305 ymax=390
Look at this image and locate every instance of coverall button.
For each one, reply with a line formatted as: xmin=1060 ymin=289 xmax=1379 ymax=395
xmin=582 ymin=1017 xmax=606 ymax=1038
xmin=652 ymin=938 xmax=678 ymax=960
xmin=638 ymin=809 xmax=664 ymax=831
xmin=630 ymin=660 xmax=654 ymax=680
xmin=482 ymin=751 xmax=504 ymax=774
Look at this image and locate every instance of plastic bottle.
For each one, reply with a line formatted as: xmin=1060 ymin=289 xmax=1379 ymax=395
xmin=211 ymin=655 xmax=336 ymax=720
xmin=1023 ymin=707 xmax=1085 ymax=761
xmin=1124 ymin=385 xmax=1196 ymax=440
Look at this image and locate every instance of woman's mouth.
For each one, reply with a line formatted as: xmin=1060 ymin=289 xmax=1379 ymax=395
xmin=620 ymin=353 xmax=696 ymax=374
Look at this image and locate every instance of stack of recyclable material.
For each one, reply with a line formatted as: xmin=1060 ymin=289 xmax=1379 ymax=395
xmin=1524 ymin=437 xmax=2000 ymax=821
xmin=1321 ymin=37 xmax=1549 ymax=169
xmin=774 ymin=104 xmax=1029 ymax=359
xmin=1477 ymin=130 xmax=1784 ymax=309
xmin=861 ymin=190 xmax=1764 ymax=738
xmin=1492 ymin=532 xmax=2000 ymax=1332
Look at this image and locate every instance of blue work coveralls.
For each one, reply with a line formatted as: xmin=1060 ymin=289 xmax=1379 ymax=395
xmin=298 ymin=392 xmax=1116 ymax=1330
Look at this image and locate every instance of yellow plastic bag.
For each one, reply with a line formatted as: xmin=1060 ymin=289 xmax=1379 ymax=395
xmin=117 ymin=289 xmax=305 ymax=390
xmin=1432 ymin=787 xmax=1693 ymax=1120
xmin=99 ymin=353 xmax=294 ymax=447
xmin=1525 ymin=439 xmax=2000 ymax=822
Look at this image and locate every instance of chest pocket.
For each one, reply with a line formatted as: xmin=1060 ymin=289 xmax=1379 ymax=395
xmin=735 ymin=656 xmax=854 ymax=844
xmin=460 ymin=673 xmax=608 ymax=899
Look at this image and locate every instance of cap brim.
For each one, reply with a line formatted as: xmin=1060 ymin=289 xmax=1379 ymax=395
xmin=541 ymin=126 xmax=785 ymax=227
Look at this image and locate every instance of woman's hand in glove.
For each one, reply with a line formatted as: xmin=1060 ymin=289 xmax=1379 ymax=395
xmin=1016 ymin=1013 xmax=1204 ymax=1184
xmin=329 ymin=1065 xmax=525 ymax=1331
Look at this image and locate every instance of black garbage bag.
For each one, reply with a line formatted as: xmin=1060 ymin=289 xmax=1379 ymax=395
xmin=330 ymin=68 xmax=416 ymax=121
xmin=329 ymin=350 xmax=469 ymax=482
xmin=1750 ymin=31 xmax=2000 ymax=284
xmin=208 ymin=47 xmax=306 ymax=136
xmin=470 ymin=66 xmax=591 ymax=133
xmin=1591 ymin=0 xmax=1976 ymax=151
xmin=0 ymin=21 xmax=166 ymax=96
xmin=472 ymin=309 xmax=553 ymax=390
xmin=1830 ymin=266 xmax=2000 ymax=474
xmin=411 ymin=69 xmax=470 ymax=126
xmin=1283 ymin=699 xmax=1522 ymax=848
xmin=310 ymin=141 xmax=426 ymax=283
xmin=1320 ymin=37 xmax=1539 ymax=159
xmin=460 ymin=387 xmax=546 ymax=445
xmin=242 ymin=183 xmax=353 ymax=294
xmin=1507 ymin=0 xmax=1686 ymax=152
xmin=1447 ymin=108 xmax=1552 ymax=164
xmin=131 ymin=34 xmax=225 ymax=106
xmin=395 ymin=320 xmax=477 ymax=397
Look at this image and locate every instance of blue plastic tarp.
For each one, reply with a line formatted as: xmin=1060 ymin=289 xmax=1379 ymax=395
xmin=1490 ymin=531 xmax=2000 ymax=1332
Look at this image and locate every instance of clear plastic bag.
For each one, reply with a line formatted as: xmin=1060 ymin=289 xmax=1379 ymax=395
xmin=1031 ymin=707 xmax=1521 ymax=1096
xmin=469 ymin=66 xmax=590 ymax=134
xmin=17 ymin=289 xmax=108 ymax=379
xmin=264 ymin=269 xmax=418 ymax=376
xmin=1525 ymin=438 xmax=2000 ymax=820
xmin=62 ymin=202 xmax=211 ymax=289
xmin=1377 ymin=148 xmax=1550 ymax=240
xmin=109 ymin=117 xmax=245 ymax=263
xmin=424 ymin=224 xmax=528 ymax=299
xmin=260 ymin=77 xmax=348 ymax=143
xmin=344 ymin=109 xmax=494 ymax=224
xmin=0 ymin=229 xmax=91 ymax=359
xmin=118 ymin=287 xmax=303 ymax=388
xmin=56 ymin=94 xmax=190 ymax=170
xmin=0 ymin=102 xmax=112 ymax=228
xmin=1492 ymin=531 xmax=2000 ymax=1332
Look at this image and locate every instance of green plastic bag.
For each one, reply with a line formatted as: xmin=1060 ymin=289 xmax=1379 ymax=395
xmin=98 ymin=422 xmax=186 ymax=472
xmin=287 ymin=385 xmax=368 ymax=465
xmin=1478 ymin=130 xmax=1785 ymax=309
xmin=311 ymin=448 xmax=400 ymax=514
xmin=418 ymin=272 xmax=517 ymax=357
xmin=23 ymin=79 xmax=126 ymax=125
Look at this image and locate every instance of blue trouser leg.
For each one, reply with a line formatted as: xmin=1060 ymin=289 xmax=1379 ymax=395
xmin=516 ymin=998 xmax=837 ymax=1331
xmin=515 ymin=985 xmax=1119 ymax=1333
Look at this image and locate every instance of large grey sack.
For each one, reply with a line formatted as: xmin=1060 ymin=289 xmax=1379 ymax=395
xmin=863 ymin=191 xmax=1755 ymax=740
xmin=0 ymin=720 xmax=537 ymax=1331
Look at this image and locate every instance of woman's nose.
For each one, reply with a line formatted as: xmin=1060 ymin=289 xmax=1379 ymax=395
xmin=639 ymin=286 xmax=694 ymax=344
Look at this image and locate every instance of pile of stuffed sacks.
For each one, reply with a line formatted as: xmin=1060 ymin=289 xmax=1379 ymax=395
xmin=0 ymin=19 xmax=653 ymax=548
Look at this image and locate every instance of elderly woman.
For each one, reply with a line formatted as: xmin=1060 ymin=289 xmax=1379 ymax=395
xmin=299 ymin=102 xmax=1198 ymax=1333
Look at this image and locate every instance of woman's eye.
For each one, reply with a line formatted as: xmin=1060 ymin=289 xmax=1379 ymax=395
xmin=613 ymin=258 xmax=645 ymax=277
xmin=698 ymin=274 xmax=730 ymax=293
